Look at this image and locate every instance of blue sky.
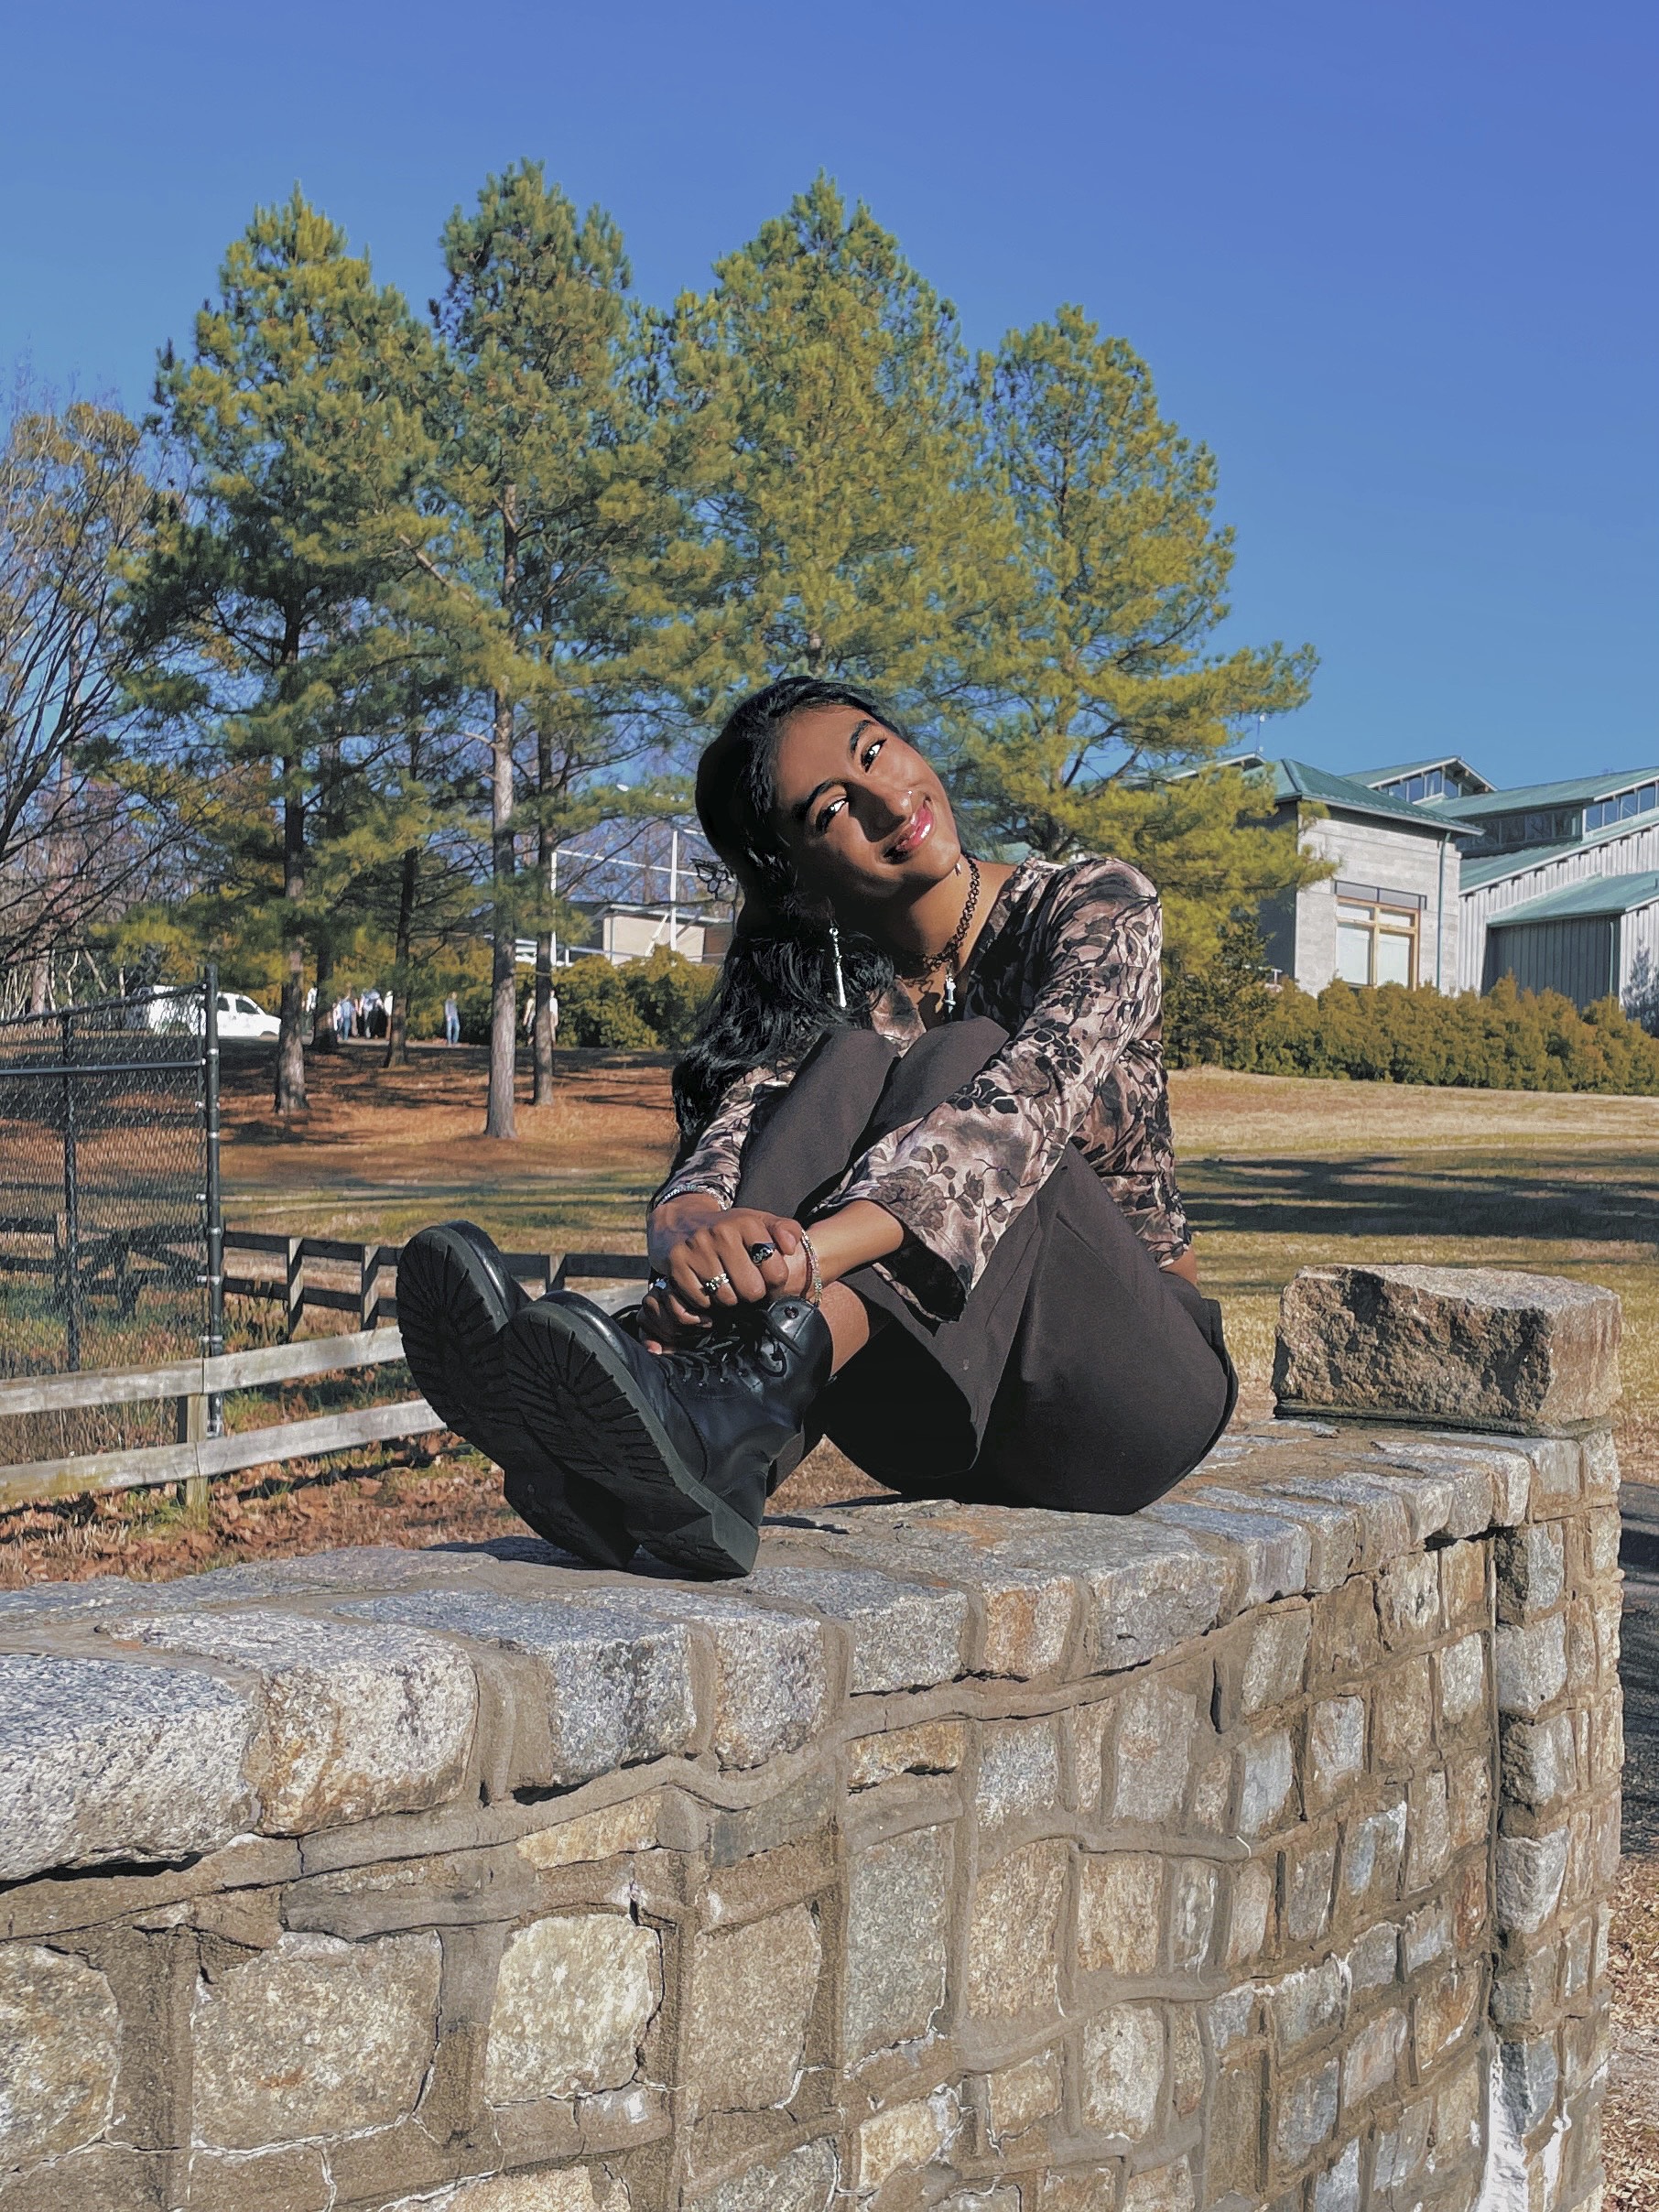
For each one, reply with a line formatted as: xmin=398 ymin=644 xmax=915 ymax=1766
xmin=4 ymin=0 xmax=1653 ymax=790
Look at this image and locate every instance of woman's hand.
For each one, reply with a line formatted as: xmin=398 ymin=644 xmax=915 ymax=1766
xmin=640 ymin=1196 xmax=809 ymax=1350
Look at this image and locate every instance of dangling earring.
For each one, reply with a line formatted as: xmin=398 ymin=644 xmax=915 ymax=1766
xmin=829 ymin=924 xmax=848 ymax=1011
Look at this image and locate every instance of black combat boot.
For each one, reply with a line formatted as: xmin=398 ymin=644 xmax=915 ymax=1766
xmin=396 ymin=1221 xmax=634 ymax=1569
xmin=500 ymin=1293 xmax=834 ymax=1578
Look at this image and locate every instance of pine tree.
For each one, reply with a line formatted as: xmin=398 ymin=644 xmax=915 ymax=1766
xmin=128 ymin=190 xmax=444 ymax=1111
xmin=648 ymin=176 xmax=1013 ymax=716
xmin=434 ymin=161 xmax=670 ymax=1132
xmin=963 ymin=307 xmax=1319 ymax=964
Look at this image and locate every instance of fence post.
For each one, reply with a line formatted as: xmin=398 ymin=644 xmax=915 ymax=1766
xmin=285 ymin=1239 xmax=304 ymax=1339
xmin=176 ymin=1390 xmax=209 ymax=1513
xmin=60 ymin=1008 xmax=81 ymax=1372
xmin=202 ymin=968 xmax=224 ymax=1438
xmin=359 ymin=1243 xmax=378 ymax=1333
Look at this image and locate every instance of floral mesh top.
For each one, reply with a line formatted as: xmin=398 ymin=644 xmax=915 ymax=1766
xmin=653 ymin=855 xmax=1191 ymax=1324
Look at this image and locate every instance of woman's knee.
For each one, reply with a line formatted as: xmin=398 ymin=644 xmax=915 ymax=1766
xmin=873 ymin=1016 xmax=1009 ymax=1124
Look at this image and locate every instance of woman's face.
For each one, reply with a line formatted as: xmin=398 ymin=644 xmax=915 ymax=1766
xmin=769 ymin=703 xmax=962 ymax=916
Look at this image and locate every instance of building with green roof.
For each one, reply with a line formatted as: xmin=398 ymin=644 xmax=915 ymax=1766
xmin=1339 ymin=755 xmax=1659 ymax=1001
xmin=1484 ymin=873 xmax=1659 ymax=1012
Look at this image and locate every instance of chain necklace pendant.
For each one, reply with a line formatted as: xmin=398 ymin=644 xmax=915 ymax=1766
xmin=943 ymin=973 xmax=957 ymax=1015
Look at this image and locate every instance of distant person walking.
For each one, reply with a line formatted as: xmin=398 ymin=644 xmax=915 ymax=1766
xmin=522 ymin=986 xmax=560 ymax=1046
xmin=443 ymin=993 xmax=461 ymax=1046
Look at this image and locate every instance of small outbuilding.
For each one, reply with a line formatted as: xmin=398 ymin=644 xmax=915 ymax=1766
xmin=1481 ymin=870 xmax=1659 ymax=1011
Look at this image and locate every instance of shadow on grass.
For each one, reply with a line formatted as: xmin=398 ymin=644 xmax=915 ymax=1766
xmin=1183 ymin=1150 xmax=1659 ymax=1247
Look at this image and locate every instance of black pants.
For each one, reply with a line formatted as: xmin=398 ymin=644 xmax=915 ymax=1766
xmin=736 ymin=1021 xmax=1237 ymax=1514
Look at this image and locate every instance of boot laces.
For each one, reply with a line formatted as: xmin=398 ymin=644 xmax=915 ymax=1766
xmin=671 ymin=1320 xmax=788 ymax=1387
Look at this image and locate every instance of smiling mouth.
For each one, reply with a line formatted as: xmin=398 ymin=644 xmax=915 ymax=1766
xmin=887 ymin=801 xmax=933 ymax=860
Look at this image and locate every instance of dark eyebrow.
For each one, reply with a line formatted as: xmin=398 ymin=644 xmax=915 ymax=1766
xmin=790 ymin=719 xmax=878 ymax=824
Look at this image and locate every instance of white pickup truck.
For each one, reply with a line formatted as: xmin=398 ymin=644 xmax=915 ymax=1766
xmin=131 ymin=986 xmax=280 ymax=1040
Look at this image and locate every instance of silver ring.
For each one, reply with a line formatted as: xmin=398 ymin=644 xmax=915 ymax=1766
xmin=746 ymin=1242 xmax=776 ymax=1265
xmin=699 ymin=1272 xmax=731 ymax=1297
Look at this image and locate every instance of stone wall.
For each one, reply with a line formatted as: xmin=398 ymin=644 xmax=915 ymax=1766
xmin=0 ymin=1266 xmax=1622 ymax=2212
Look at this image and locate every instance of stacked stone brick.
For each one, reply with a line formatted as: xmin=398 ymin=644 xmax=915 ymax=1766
xmin=0 ymin=1266 xmax=1622 ymax=2212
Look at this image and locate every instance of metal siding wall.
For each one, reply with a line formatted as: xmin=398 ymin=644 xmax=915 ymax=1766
xmin=1483 ymin=917 xmax=1617 ymax=1009
xmin=1619 ymin=902 xmax=1659 ymax=1001
xmin=1458 ymin=818 xmax=1659 ymax=991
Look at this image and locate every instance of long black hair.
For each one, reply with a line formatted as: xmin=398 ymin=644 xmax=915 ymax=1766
xmin=671 ymin=676 xmax=903 ymax=1139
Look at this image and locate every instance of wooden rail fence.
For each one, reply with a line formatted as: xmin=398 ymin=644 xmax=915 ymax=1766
xmin=222 ymin=1231 xmax=648 ymax=1337
xmin=0 ymin=1243 xmax=651 ymax=1514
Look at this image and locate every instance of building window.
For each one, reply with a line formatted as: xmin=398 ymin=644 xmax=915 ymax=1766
xmin=1585 ymin=781 xmax=1658 ymax=830
xmin=1336 ymin=896 xmax=1420 ymax=987
xmin=1380 ymin=768 xmax=1447 ymax=803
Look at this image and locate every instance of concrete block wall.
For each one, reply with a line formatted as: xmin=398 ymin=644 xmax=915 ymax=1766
xmin=0 ymin=1267 xmax=1622 ymax=2212
xmin=1290 ymin=815 xmax=1460 ymax=994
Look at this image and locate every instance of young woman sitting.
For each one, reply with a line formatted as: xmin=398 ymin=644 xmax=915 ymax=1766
xmin=397 ymin=676 xmax=1236 ymax=1578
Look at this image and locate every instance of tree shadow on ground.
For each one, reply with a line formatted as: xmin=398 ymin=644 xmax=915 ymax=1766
xmin=1183 ymin=1151 xmax=1659 ymax=1248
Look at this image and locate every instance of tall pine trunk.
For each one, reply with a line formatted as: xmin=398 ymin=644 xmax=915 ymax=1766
xmin=274 ymin=617 xmax=307 ymax=1116
xmin=384 ymin=842 xmax=417 ymax=1068
xmin=309 ymin=739 xmax=342 ymax=1051
xmin=276 ymin=770 xmax=307 ymax=1113
xmin=311 ymin=938 xmax=338 ymax=1053
xmin=531 ymin=721 xmax=556 ymax=1105
xmin=484 ymin=493 xmax=519 ymax=1141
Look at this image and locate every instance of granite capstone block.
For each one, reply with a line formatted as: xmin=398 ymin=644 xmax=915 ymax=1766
xmin=113 ymin=1607 xmax=478 ymax=1833
xmin=1261 ymin=1473 xmax=1413 ymax=1567
xmin=743 ymin=1561 xmax=969 ymax=1693
xmin=564 ymin=1584 xmax=829 ymax=1767
xmin=1142 ymin=1497 xmax=1311 ymax=1608
xmin=0 ymin=1651 xmax=258 ymax=1881
xmin=777 ymin=1502 xmax=1076 ymax=1677
xmin=1274 ymin=1263 xmax=1621 ymax=1427
xmin=338 ymin=1589 xmax=697 ymax=1785
xmin=1179 ymin=1482 xmax=1359 ymax=1591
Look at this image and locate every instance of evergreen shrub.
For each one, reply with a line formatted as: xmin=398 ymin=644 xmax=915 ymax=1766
xmin=557 ymin=949 xmax=717 ymax=1050
xmin=1166 ymin=936 xmax=1659 ymax=1096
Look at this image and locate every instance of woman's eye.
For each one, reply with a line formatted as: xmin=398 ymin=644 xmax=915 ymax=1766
xmin=816 ymin=796 xmax=846 ymax=833
xmin=862 ymin=738 xmax=884 ymax=769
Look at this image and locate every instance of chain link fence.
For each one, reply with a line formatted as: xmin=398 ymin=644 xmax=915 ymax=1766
xmin=0 ymin=978 xmax=222 ymax=1464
